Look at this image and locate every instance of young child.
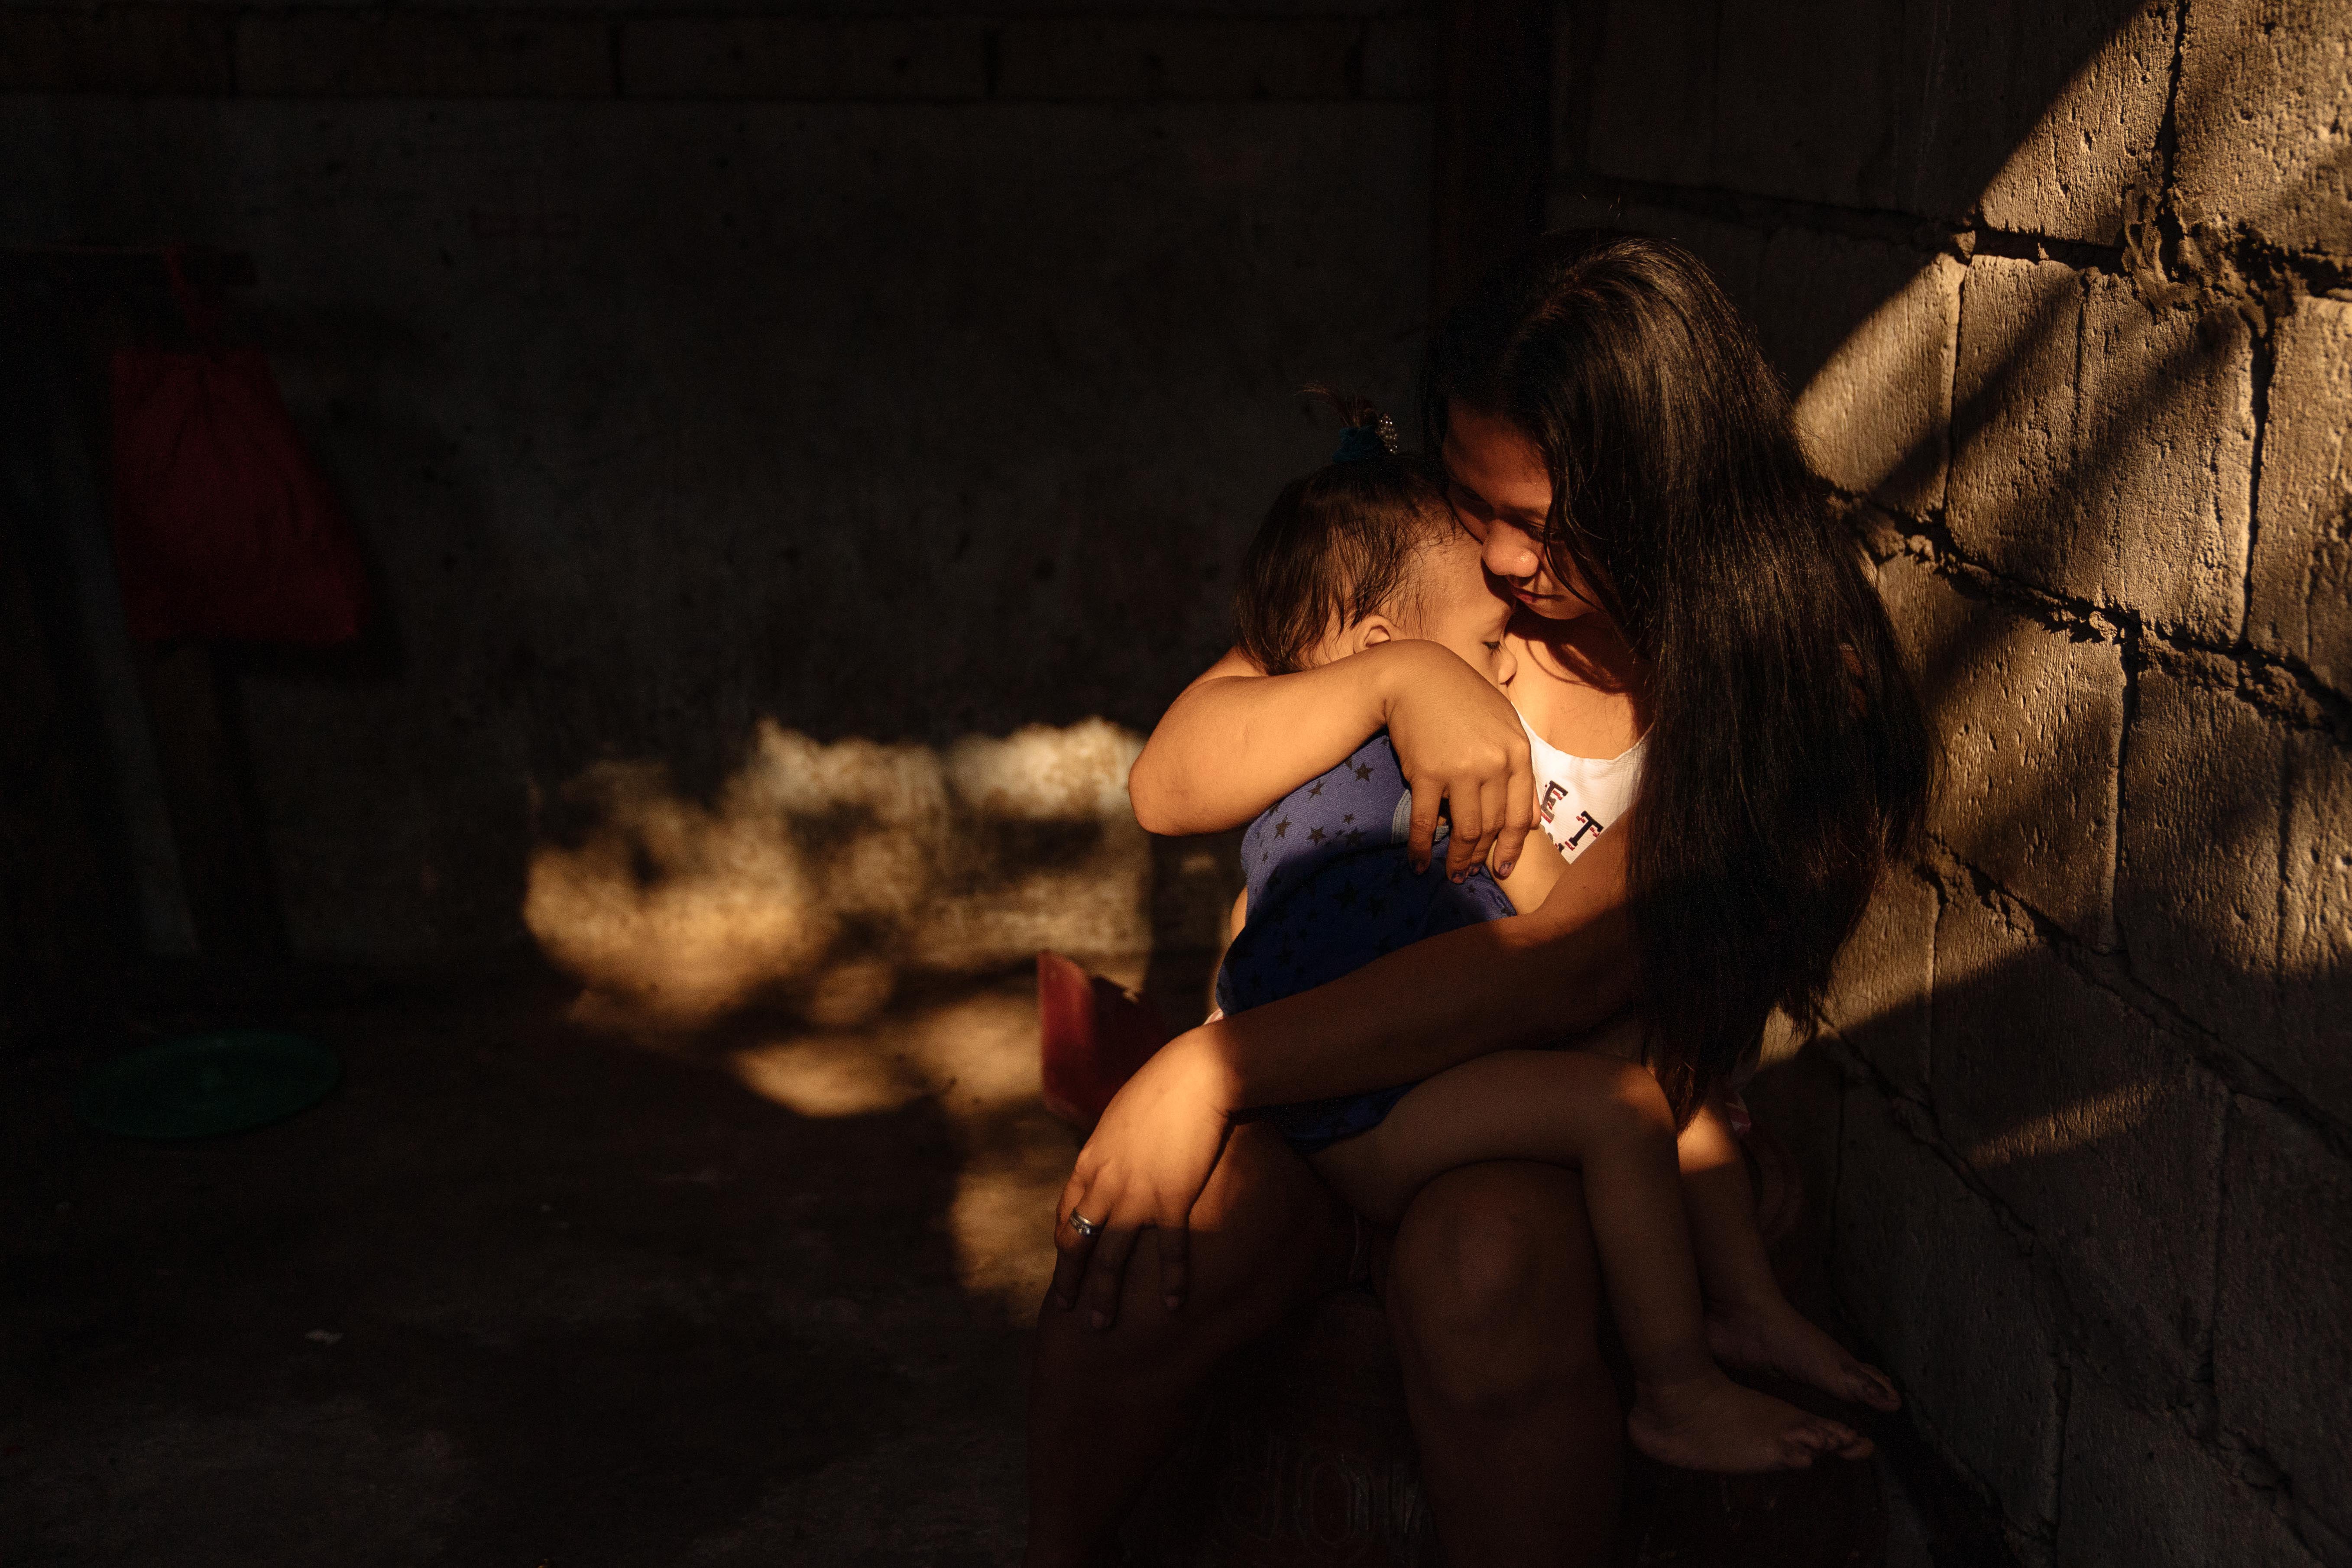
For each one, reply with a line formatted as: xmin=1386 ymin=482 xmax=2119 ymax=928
xmin=1215 ymin=401 xmax=1892 ymax=1473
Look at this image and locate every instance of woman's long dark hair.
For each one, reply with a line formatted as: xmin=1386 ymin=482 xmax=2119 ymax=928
xmin=1425 ymin=230 xmax=1931 ymax=1124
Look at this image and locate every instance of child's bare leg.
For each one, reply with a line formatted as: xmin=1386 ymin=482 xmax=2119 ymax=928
xmin=1312 ymin=1052 xmax=1871 ymax=1472
xmin=1678 ymin=1098 xmax=1900 ymax=1412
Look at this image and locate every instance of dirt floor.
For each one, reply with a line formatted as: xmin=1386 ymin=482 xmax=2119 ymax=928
xmin=0 ymin=959 xmax=1112 ymax=1566
xmin=3 ymin=956 xmax=1941 ymax=1567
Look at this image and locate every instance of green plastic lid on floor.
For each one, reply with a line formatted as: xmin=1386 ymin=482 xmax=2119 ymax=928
xmin=76 ymin=1031 xmax=342 ymax=1140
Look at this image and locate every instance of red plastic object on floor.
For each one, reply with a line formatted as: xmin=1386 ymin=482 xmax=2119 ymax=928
xmin=1036 ymin=952 xmax=1172 ymax=1128
xmin=110 ymin=249 xmax=368 ymax=647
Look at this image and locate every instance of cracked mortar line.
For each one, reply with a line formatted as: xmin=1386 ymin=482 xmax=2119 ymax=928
xmin=2199 ymin=1083 xmax=2232 ymax=1405
xmin=1827 ymin=989 xmax=2329 ymax=1564
xmin=1850 ymin=501 xmax=2352 ymax=739
xmin=1820 ymin=1020 xmax=2050 ymax=1259
xmin=1917 ymin=834 xmax=2352 ymax=1161
xmin=1555 ymin=170 xmax=2352 ymax=302
xmin=1817 ymin=1018 xmax=2093 ymax=1510
xmin=2047 ymin=1358 xmax=2073 ymax=1556
xmin=2154 ymin=0 xmax=2190 ymax=236
xmin=2194 ymin=1121 xmax=2352 ymax=1568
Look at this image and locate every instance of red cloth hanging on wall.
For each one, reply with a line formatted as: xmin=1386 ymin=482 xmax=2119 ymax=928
xmin=109 ymin=251 xmax=368 ymax=646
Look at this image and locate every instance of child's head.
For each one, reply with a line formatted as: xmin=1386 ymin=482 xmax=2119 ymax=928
xmin=1234 ymin=397 xmax=1509 ymax=682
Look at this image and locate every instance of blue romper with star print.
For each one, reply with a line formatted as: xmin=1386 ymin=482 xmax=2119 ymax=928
xmin=1215 ymin=732 xmax=1516 ymax=1153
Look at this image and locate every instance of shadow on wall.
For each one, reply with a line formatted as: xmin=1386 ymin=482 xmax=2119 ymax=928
xmin=1566 ymin=3 xmax=2352 ymax=1559
xmin=522 ymin=716 xmax=1170 ymax=1031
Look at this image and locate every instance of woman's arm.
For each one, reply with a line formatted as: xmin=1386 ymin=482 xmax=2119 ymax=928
xmin=1490 ymin=822 xmax=1567 ymax=910
xmin=1200 ymin=817 xmax=1633 ymax=1107
xmin=1130 ymin=641 xmax=1536 ymax=879
xmin=1050 ymin=822 xmax=1636 ymax=1323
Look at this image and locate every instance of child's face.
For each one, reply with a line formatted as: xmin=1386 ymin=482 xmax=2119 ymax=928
xmin=1400 ymin=528 xmax=1515 ymax=685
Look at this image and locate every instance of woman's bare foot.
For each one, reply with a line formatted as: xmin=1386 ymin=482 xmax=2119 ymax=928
xmin=1707 ymin=1296 xmax=1902 ymax=1412
xmin=1627 ymin=1373 xmax=1872 ymax=1473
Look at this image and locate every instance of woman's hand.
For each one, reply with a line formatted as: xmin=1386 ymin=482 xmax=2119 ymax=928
xmin=1381 ymin=642 xmax=1535 ymax=881
xmin=1050 ymin=1027 xmax=1240 ymax=1329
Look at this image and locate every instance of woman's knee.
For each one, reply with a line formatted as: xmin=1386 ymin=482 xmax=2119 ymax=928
xmin=1036 ymin=1124 xmax=1343 ymax=1377
xmin=1387 ymin=1163 xmax=1605 ymax=1410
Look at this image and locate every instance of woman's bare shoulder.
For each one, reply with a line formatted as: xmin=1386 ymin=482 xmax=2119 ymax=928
xmin=1506 ymin=629 xmax=1644 ymax=758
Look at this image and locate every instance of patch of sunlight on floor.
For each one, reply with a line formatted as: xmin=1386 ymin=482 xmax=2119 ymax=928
xmin=728 ymin=969 xmax=1160 ymax=1322
xmin=525 ymin=718 xmax=1152 ymax=1029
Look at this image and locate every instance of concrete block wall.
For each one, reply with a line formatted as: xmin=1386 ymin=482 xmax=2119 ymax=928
xmin=0 ymin=1 xmax=1434 ymax=972
xmin=1551 ymin=2 xmax=2352 ymax=1562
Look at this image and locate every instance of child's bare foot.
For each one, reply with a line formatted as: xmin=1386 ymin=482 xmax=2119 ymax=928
xmin=1628 ymin=1373 xmax=1873 ymax=1473
xmin=1708 ymin=1296 xmax=1902 ymax=1412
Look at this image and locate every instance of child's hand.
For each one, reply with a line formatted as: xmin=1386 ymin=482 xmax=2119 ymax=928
xmin=1380 ymin=643 xmax=1534 ymax=880
xmin=1492 ymin=822 xmax=1566 ymax=908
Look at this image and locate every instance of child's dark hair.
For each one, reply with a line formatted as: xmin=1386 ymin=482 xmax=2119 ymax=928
xmin=1235 ymin=392 xmax=1458 ymax=676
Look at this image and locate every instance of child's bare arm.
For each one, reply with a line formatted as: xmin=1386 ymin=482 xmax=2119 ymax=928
xmin=1130 ymin=641 xmax=1531 ymax=878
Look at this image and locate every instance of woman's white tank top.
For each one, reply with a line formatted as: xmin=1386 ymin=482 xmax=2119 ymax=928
xmin=1522 ymin=715 xmax=1645 ymax=863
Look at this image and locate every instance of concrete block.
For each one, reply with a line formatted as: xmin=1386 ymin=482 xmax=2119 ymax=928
xmin=1756 ymin=232 xmax=1959 ymax=516
xmin=1591 ymin=1 xmax=2171 ymax=236
xmin=1819 ymin=862 xmax=1938 ymax=1103
xmin=236 ymin=11 xmax=613 ymax=98
xmin=2075 ymin=272 xmax=2255 ymax=643
xmin=1704 ymin=3 xmax=1973 ymax=216
xmin=992 ymin=19 xmax=1360 ymax=101
xmin=2249 ymin=298 xmax=2352 ymax=695
xmin=1880 ymin=555 xmax=2125 ymax=945
xmin=619 ymin=19 xmax=987 ymax=102
xmin=1931 ymin=889 xmax=2226 ymax=1386
xmin=2114 ymin=662 xmax=2282 ymax=1028
xmin=1543 ymin=193 xmax=1768 ymax=327
xmin=2175 ymin=0 xmax=2352 ymax=255
xmin=1581 ymin=0 xmax=1715 ymax=188
xmin=0 ymin=7 xmax=235 ymax=94
xmin=2114 ymin=662 xmax=2277 ymax=1000
xmin=1947 ymin=255 xmax=2083 ymax=585
xmin=2117 ymin=677 xmax=2352 ymax=1127
xmin=2276 ymin=729 xmax=2352 ymax=1128
xmin=1834 ymin=1080 xmax=2062 ymax=1536
xmin=2214 ymin=1095 xmax=2352 ymax=1543
xmin=2056 ymin=1376 xmax=2323 ymax=1568
xmin=1969 ymin=3 xmax=2177 ymax=246
xmin=1949 ymin=259 xmax=2254 ymax=642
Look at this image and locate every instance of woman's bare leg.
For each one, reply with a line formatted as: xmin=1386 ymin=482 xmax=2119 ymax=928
xmin=1387 ymin=1161 xmax=1622 ymax=1568
xmin=1024 ymin=1123 xmax=1348 ymax=1568
xmin=1319 ymin=1050 xmax=1868 ymax=1471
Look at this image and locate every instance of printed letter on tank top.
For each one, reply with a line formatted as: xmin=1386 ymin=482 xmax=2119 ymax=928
xmin=1522 ymin=716 xmax=1646 ymax=863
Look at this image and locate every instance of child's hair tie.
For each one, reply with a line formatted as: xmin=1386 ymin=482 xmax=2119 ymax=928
xmin=1333 ymin=411 xmax=1399 ymax=463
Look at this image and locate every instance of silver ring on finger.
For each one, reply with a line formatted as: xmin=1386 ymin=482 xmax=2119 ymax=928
xmin=1068 ymin=1212 xmax=1100 ymax=1239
